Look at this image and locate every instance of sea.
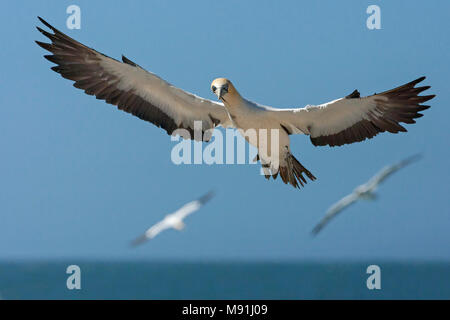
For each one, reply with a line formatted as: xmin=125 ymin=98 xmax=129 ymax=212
xmin=0 ymin=261 xmax=448 ymax=299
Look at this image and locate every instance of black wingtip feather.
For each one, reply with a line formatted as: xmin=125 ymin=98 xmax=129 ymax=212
xmin=50 ymin=66 xmax=61 ymax=73
xmin=35 ymin=40 xmax=52 ymax=51
xmin=43 ymin=55 xmax=56 ymax=63
xmin=36 ymin=26 xmax=45 ymax=34
xmin=197 ymin=190 xmax=215 ymax=205
xmin=36 ymin=26 xmax=55 ymax=40
xmin=414 ymin=76 xmax=426 ymax=84
xmin=38 ymin=16 xmax=54 ymax=31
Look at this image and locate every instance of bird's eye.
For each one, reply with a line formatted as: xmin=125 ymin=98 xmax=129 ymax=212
xmin=212 ymin=86 xmax=217 ymax=92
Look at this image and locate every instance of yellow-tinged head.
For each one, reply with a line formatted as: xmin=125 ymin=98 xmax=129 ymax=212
xmin=210 ymin=78 xmax=238 ymax=101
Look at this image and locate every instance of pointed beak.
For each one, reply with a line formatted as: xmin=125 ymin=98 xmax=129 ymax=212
xmin=216 ymin=87 xmax=224 ymax=100
xmin=216 ymin=86 xmax=228 ymax=100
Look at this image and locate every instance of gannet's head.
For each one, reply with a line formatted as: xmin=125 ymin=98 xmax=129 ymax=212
xmin=211 ymin=78 xmax=235 ymax=101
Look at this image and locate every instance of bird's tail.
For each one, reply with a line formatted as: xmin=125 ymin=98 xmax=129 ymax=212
xmin=267 ymin=153 xmax=316 ymax=189
xmin=173 ymin=221 xmax=185 ymax=230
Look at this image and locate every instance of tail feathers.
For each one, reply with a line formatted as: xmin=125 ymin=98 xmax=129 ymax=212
xmin=277 ymin=154 xmax=316 ymax=189
xmin=173 ymin=221 xmax=185 ymax=230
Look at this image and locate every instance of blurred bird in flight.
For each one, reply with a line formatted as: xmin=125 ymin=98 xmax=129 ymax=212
xmin=311 ymin=154 xmax=422 ymax=236
xmin=131 ymin=191 xmax=215 ymax=246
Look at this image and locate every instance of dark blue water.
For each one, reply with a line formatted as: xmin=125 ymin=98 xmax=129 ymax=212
xmin=0 ymin=261 xmax=448 ymax=299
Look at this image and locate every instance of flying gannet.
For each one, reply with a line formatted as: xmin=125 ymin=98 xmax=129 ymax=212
xmin=311 ymin=154 xmax=422 ymax=236
xmin=35 ymin=17 xmax=435 ymax=189
xmin=131 ymin=191 xmax=214 ymax=246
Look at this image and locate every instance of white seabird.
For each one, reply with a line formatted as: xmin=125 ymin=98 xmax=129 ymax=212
xmin=36 ymin=17 xmax=434 ymax=189
xmin=131 ymin=191 xmax=214 ymax=246
xmin=311 ymin=154 xmax=422 ymax=236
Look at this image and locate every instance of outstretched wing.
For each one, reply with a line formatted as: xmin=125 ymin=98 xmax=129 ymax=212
xmin=311 ymin=193 xmax=360 ymax=236
xmin=271 ymin=77 xmax=434 ymax=147
xmin=35 ymin=17 xmax=232 ymax=141
xmin=366 ymin=153 xmax=422 ymax=189
xmin=130 ymin=220 xmax=171 ymax=247
xmin=174 ymin=191 xmax=215 ymax=220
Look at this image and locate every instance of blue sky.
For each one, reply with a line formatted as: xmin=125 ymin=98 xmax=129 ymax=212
xmin=0 ymin=0 xmax=449 ymax=261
